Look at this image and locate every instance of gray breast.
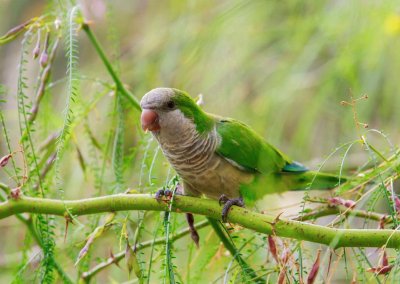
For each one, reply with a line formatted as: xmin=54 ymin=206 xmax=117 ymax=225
xmin=156 ymin=127 xmax=220 ymax=177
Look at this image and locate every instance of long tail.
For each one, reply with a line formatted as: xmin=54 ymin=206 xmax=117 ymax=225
xmin=282 ymin=171 xmax=347 ymax=191
xmin=240 ymin=170 xmax=347 ymax=205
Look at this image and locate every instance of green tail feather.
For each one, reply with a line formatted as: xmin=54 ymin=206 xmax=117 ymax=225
xmin=282 ymin=171 xmax=346 ymax=191
xmin=241 ymin=171 xmax=347 ymax=205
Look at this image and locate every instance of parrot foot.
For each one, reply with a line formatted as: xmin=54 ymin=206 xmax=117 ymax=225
xmin=218 ymin=195 xmax=244 ymax=222
xmin=155 ymin=183 xmax=184 ymax=200
xmin=155 ymin=189 xmax=173 ymax=200
xmin=218 ymin=194 xmax=230 ymax=205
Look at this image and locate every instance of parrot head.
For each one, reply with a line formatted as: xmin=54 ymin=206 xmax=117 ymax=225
xmin=140 ymin=88 xmax=214 ymax=141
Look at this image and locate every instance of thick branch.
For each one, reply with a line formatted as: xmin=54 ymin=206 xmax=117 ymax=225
xmin=1 ymin=194 xmax=400 ymax=249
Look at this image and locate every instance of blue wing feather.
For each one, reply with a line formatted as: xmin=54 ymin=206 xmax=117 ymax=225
xmin=282 ymin=161 xmax=309 ymax=172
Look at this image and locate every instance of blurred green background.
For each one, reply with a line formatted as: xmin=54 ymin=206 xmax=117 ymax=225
xmin=1 ymin=0 xmax=400 ymax=283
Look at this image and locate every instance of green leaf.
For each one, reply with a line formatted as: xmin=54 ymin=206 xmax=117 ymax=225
xmin=125 ymin=243 xmax=143 ymax=280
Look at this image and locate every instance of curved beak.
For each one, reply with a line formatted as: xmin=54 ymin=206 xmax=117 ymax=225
xmin=141 ymin=109 xmax=160 ymax=131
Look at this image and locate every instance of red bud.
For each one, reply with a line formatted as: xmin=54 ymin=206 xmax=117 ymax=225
xmin=33 ymin=45 xmax=40 ymax=59
xmin=268 ymin=235 xmax=279 ymax=263
xmin=367 ymin=249 xmax=393 ymax=275
xmin=382 ymin=251 xmax=389 ymax=267
xmin=394 ymin=196 xmax=400 ymax=214
xmin=33 ymin=29 xmax=41 ymax=59
xmin=278 ymin=269 xmax=286 ymax=284
xmin=307 ymin=249 xmax=321 ymax=284
xmin=0 ymin=154 xmax=12 ymax=167
xmin=367 ymin=265 xmax=393 ymax=275
xmin=40 ymin=51 xmax=48 ymax=67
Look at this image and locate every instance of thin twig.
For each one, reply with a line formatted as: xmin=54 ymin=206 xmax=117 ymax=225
xmin=28 ymin=37 xmax=60 ymax=123
xmin=81 ymin=23 xmax=141 ymax=111
xmin=295 ymin=205 xmax=391 ymax=223
xmin=81 ymin=219 xmax=209 ymax=281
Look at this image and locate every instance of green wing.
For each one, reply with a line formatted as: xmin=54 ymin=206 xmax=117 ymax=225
xmin=214 ymin=116 xmax=341 ymax=204
xmin=215 ymin=117 xmax=291 ymax=174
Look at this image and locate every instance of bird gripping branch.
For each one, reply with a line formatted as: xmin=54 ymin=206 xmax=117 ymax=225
xmin=140 ymin=88 xmax=345 ymax=221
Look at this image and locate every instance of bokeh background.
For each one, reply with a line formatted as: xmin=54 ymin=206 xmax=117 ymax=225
xmin=1 ymin=0 xmax=400 ymax=283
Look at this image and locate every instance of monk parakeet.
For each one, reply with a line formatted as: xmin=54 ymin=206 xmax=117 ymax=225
xmin=140 ymin=88 xmax=345 ymax=221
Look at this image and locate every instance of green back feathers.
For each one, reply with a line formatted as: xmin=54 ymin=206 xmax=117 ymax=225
xmin=169 ymin=89 xmax=345 ymax=205
xmin=215 ymin=118 xmax=291 ymax=174
xmin=170 ymin=88 xmax=291 ymax=173
xmin=171 ymin=89 xmax=214 ymax=134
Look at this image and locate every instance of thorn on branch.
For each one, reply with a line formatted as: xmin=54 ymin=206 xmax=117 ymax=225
xmin=109 ymin=249 xmax=120 ymax=268
xmin=265 ymin=212 xmax=283 ymax=236
xmin=64 ymin=213 xmax=74 ymax=242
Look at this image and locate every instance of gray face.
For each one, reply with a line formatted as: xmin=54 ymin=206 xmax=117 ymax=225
xmin=140 ymin=88 xmax=176 ymax=110
xmin=141 ymin=88 xmax=195 ymax=143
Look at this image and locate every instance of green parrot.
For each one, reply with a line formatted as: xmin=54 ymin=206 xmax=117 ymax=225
xmin=140 ymin=88 xmax=345 ymax=221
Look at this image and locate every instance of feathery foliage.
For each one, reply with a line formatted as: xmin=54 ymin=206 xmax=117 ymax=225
xmin=1 ymin=1 xmax=400 ymax=283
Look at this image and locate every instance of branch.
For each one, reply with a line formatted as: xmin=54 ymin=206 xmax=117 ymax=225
xmin=1 ymin=194 xmax=400 ymax=249
xmin=296 ymin=205 xmax=390 ymax=223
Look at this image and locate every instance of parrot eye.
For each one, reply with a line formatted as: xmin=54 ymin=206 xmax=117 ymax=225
xmin=166 ymin=100 xmax=175 ymax=109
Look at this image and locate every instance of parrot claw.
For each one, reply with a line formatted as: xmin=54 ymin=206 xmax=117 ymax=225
xmin=218 ymin=194 xmax=230 ymax=206
xmin=155 ymin=189 xmax=165 ymax=200
xmin=155 ymin=186 xmax=182 ymax=200
xmin=155 ymin=189 xmax=173 ymax=200
xmin=219 ymin=196 xmax=244 ymax=222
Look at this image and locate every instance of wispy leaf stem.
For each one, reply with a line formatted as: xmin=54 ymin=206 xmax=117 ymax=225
xmin=81 ymin=219 xmax=209 ymax=282
xmin=81 ymin=23 xmax=141 ymax=111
